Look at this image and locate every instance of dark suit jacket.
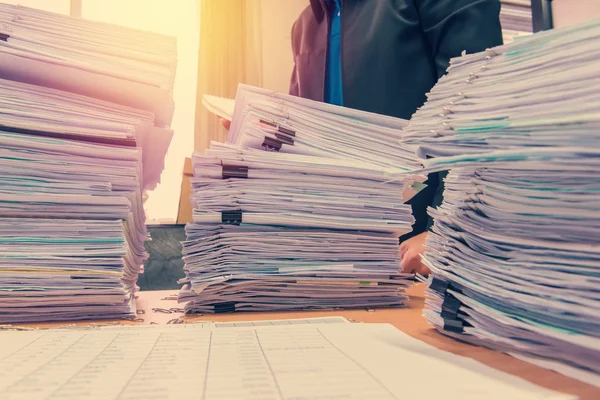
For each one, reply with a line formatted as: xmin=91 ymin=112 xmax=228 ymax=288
xmin=289 ymin=0 xmax=503 ymax=239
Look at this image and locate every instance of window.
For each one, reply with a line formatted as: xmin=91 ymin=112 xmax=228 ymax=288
xmin=82 ymin=0 xmax=200 ymax=223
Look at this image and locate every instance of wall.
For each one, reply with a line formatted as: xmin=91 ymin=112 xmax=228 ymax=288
xmin=258 ymin=0 xmax=309 ymax=92
xmin=0 ymin=0 xmax=70 ymax=14
xmin=553 ymin=0 xmax=600 ymax=28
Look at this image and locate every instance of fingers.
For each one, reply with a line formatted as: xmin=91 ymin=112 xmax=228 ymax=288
xmin=220 ymin=118 xmax=231 ymax=130
xmin=416 ymin=264 xmax=431 ymax=278
xmin=401 ymin=250 xmax=418 ymax=274
xmin=399 ymin=241 xmax=408 ymax=255
xmin=399 ymin=234 xmax=416 ymax=254
xmin=401 ymin=248 xmax=431 ymax=276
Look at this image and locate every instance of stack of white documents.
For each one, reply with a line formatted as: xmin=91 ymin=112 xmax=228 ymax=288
xmin=227 ymin=84 xmax=421 ymax=171
xmin=0 ymin=7 xmax=176 ymax=323
xmin=0 ymin=77 xmax=173 ymax=191
xmin=0 ymin=124 xmax=147 ymax=323
xmin=179 ymin=141 xmax=416 ymax=313
xmin=501 ymin=0 xmax=533 ymax=43
xmin=401 ymin=19 xmax=600 ymax=387
xmin=0 ymin=219 xmax=135 ymax=323
xmin=0 ymin=3 xmax=177 ymax=125
xmin=190 ymin=143 xmax=413 ymax=233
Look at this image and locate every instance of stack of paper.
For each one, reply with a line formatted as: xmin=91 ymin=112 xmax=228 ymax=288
xmin=0 ymin=124 xmax=146 ymax=323
xmin=190 ymin=143 xmax=413 ymax=233
xmin=0 ymin=219 xmax=135 ymax=323
xmin=401 ymin=19 xmax=600 ymax=387
xmin=0 ymin=7 xmax=176 ymax=323
xmin=500 ymin=0 xmax=533 ymax=43
xmin=179 ymin=143 xmax=415 ymax=313
xmin=227 ymin=84 xmax=421 ymax=171
xmin=0 ymin=3 xmax=177 ymax=125
xmin=0 ymin=77 xmax=173 ymax=191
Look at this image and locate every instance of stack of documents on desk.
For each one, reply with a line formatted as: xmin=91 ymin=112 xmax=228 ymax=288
xmin=225 ymin=84 xmax=420 ymax=171
xmin=179 ymin=142 xmax=415 ymax=313
xmin=500 ymin=0 xmax=532 ymax=42
xmin=0 ymin=127 xmax=147 ymax=323
xmin=0 ymin=219 xmax=135 ymax=323
xmin=0 ymin=8 xmax=176 ymax=323
xmin=402 ymin=19 xmax=600 ymax=387
xmin=0 ymin=3 xmax=177 ymax=125
xmin=0 ymin=118 xmax=149 ymax=323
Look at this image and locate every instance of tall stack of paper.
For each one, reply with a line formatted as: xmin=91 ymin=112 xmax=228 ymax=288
xmin=0 ymin=3 xmax=177 ymax=126
xmin=179 ymin=143 xmax=415 ymax=313
xmin=501 ymin=0 xmax=533 ymax=43
xmin=401 ymin=19 xmax=600 ymax=386
xmin=0 ymin=6 xmax=176 ymax=323
xmin=182 ymin=88 xmax=422 ymax=313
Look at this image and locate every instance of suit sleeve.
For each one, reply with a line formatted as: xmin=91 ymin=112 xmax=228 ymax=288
xmin=290 ymin=66 xmax=299 ymax=96
xmin=417 ymin=0 xmax=504 ymax=78
xmin=417 ymin=0 xmax=503 ymax=230
xmin=289 ymin=20 xmax=299 ymax=96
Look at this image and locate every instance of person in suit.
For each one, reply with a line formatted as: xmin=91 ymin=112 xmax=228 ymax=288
xmin=289 ymin=0 xmax=503 ymax=276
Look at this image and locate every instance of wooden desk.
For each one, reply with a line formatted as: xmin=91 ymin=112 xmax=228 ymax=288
xmin=15 ymin=283 xmax=599 ymax=399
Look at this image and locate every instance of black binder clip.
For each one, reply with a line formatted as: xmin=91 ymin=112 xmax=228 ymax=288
xmin=0 ymin=33 xmax=9 ymax=42
xmin=259 ymin=119 xmax=278 ymax=128
xmin=443 ymin=318 xmax=464 ymax=334
xmin=259 ymin=119 xmax=296 ymax=137
xmin=429 ymin=277 xmax=449 ymax=294
xmin=259 ymin=119 xmax=296 ymax=146
xmin=222 ymin=165 xmax=248 ymax=179
xmin=214 ymin=302 xmax=236 ymax=313
xmin=441 ymin=294 xmax=461 ymax=319
xmin=221 ymin=211 xmax=242 ymax=225
xmin=275 ymin=132 xmax=294 ymax=145
xmin=0 ymin=124 xmax=137 ymax=147
xmin=278 ymin=126 xmax=296 ymax=137
xmin=262 ymin=136 xmax=283 ymax=152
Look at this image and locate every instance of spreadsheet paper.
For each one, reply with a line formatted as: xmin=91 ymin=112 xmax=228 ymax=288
xmin=0 ymin=322 xmax=574 ymax=400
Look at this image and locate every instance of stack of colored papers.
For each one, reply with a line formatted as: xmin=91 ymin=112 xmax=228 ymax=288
xmin=0 ymin=5 xmax=176 ymax=323
xmin=402 ymin=19 xmax=600 ymax=387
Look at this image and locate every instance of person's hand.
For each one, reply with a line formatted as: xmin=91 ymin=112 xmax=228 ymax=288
xmin=220 ymin=118 xmax=231 ymax=130
xmin=399 ymin=232 xmax=431 ymax=276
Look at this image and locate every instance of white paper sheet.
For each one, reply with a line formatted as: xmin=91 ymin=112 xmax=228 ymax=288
xmin=0 ymin=322 xmax=575 ymax=400
xmin=202 ymin=94 xmax=235 ymax=121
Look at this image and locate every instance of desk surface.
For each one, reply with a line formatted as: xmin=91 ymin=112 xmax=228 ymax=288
xmin=15 ymin=283 xmax=599 ymax=399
